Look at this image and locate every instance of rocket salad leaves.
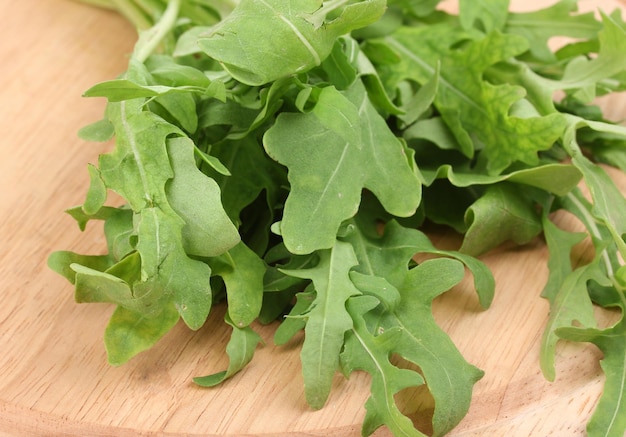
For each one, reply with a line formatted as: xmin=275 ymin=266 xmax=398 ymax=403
xmin=49 ymin=0 xmax=626 ymax=435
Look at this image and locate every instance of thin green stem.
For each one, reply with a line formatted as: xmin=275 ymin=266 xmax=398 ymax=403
xmin=566 ymin=191 xmax=626 ymax=308
xmin=74 ymin=0 xmax=117 ymax=10
xmin=134 ymin=0 xmax=166 ymax=15
xmin=133 ymin=0 xmax=181 ymax=62
xmin=566 ymin=192 xmax=613 ymax=274
xmin=110 ymin=0 xmax=153 ymax=29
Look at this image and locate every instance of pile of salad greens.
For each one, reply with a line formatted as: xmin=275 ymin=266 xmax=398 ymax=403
xmin=49 ymin=0 xmax=626 ymax=435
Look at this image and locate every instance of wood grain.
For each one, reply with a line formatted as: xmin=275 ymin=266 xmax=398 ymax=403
xmin=0 ymin=1 xmax=624 ymax=436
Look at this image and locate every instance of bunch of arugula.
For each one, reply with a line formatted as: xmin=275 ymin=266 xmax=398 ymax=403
xmin=49 ymin=0 xmax=626 ymax=435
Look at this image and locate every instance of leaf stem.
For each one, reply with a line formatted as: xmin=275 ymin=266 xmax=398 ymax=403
xmin=110 ymin=0 xmax=153 ymax=30
xmin=565 ymin=192 xmax=613 ymax=273
xmin=565 ymin=191 xmax=626 ymax=307
xmin=133 ymin=0 xmax=181 ymax=62
xmin=74 ymin=0 xmax=117 ymax=10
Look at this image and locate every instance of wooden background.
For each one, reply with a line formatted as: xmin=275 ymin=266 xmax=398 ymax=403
xmin=0 ymin=0 xmax=625 ymax=436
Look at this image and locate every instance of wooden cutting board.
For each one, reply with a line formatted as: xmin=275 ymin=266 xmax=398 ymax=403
xmin=1 ymin=1 xmax=625 ymax=436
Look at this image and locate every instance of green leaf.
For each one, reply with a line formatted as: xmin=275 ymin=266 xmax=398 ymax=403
xmin=392 ymin=258 xmax=484 ymax=436
xmin=274 ymin=289 xmax=315 ymax=345
xmin=349 ymin=270 xmax=401 ymax=310
xmin=540 ymin=215 xmax=587 ymax=302
xmin=404 ymin=117 xmax=459 ymax=151
xmin=193 ymin=147 xmax=231 ymax=176
xmin=344 ymin=217 xmax=495 ymax=308
xmin=103 ymin=207 xmax=135 ymax=261
xmin=150 ymin=92 xmax=199 ymax=133
xmin=91 ymin=64 xmax=217 ymax=331
xmin=84 ymin=79 xmax=163 ymax=100
xmin=564 ymin=122 xmax=626 ymax=257
xmin=280 ymin=240 xmax=362 ymax=409
xmin=342 ymin=258 xmax=484 ymax=436
xmin=165 ymin=136 xmax=240 ymax=257
xmin=557 ymin=13 xmax=626 ymax=100
xmin=83 ymin=164 xmax=107 ymax=215
xmin=396 ymin=62 xmax=440 ymax=128
xmin=98 ymin=106 xmax=182 ymax=211
xmin=460 ymin=183 xmax=543 ymax=256
xmin=198 ymin=0 xmax=386 ymax=85
xmin=208 ymin=241 xmax=266 ymax=328
xmin=357 ymin=48 xmax=404 ymax=115
xmin=420 ymin=163 xmax=582 ymax=196
xmin=78 ymin=118 xmax=114 ymax=142
xmin=133 ymin=206 xmax=213 ymax=330
xmin=105 ymin=304 xmax=180 ymax=366
xmin=226 ymin=77 xmax=296 ymax=140
xmin=387 ymin=0 xmax=439 ymax=18
xmin=573 ymin=155 xmax=626 ymax=248
xmin=47 ymin=251 xmax=112 ymax=285
xmin=557 ymin=318 xmax=626 ymax=437
xmin=341 ymin=296 xmax=427 ymax=437
xmin=319 ymin=37 xmax=359 ymax=90
xmin=193 ymin=314 xmax=263 ymax=386
xmin=264 ymin=81 xmax=421 ymax=254
xmin=174 ymin=26 xmax=215 ymax=56
xmin=84 ymin=78 xmax=204 ymax=102
xmin=539 ymin=259 xmax=610 ymax=381
xmin=263 ymin=247 xmax=319 ymax=292
xmin=65 ymin=205 xmax=118 ymax=231
xmin=384 ymin=28 xmax=567 ymax=173
xmin=72 ymin=260 xmax=141 ymax=310
xmin=459 ymin=0 xmax=509 ymax=33
xmin=505 ymin=0 xmax=601 ymax=63
xmin=147 ymin=55 xmax=212 ymax=88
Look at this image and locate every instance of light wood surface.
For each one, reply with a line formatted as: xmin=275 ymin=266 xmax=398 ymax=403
xmin=1 ymin=1 xmax=625 ymax=436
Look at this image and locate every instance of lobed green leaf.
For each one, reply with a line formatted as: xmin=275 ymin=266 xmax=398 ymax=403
xmin=280 ymin=240 xmax=362 ymax=409
xmin=194 ymin=314 xmax=263 ymax=386
xmin=264 ymin=81 xmax=421 ymax=254
xmin=198 ymin=0 xmax=386 ymax=85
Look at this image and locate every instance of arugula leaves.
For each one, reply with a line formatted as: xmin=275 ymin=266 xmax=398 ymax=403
xmin=264 ymin=81 xmax=422 ymax=253
xmin=50 ymin=0 xmax=626 ymax=436
xmin=198 ymin=0 xmax=387 ymax=85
